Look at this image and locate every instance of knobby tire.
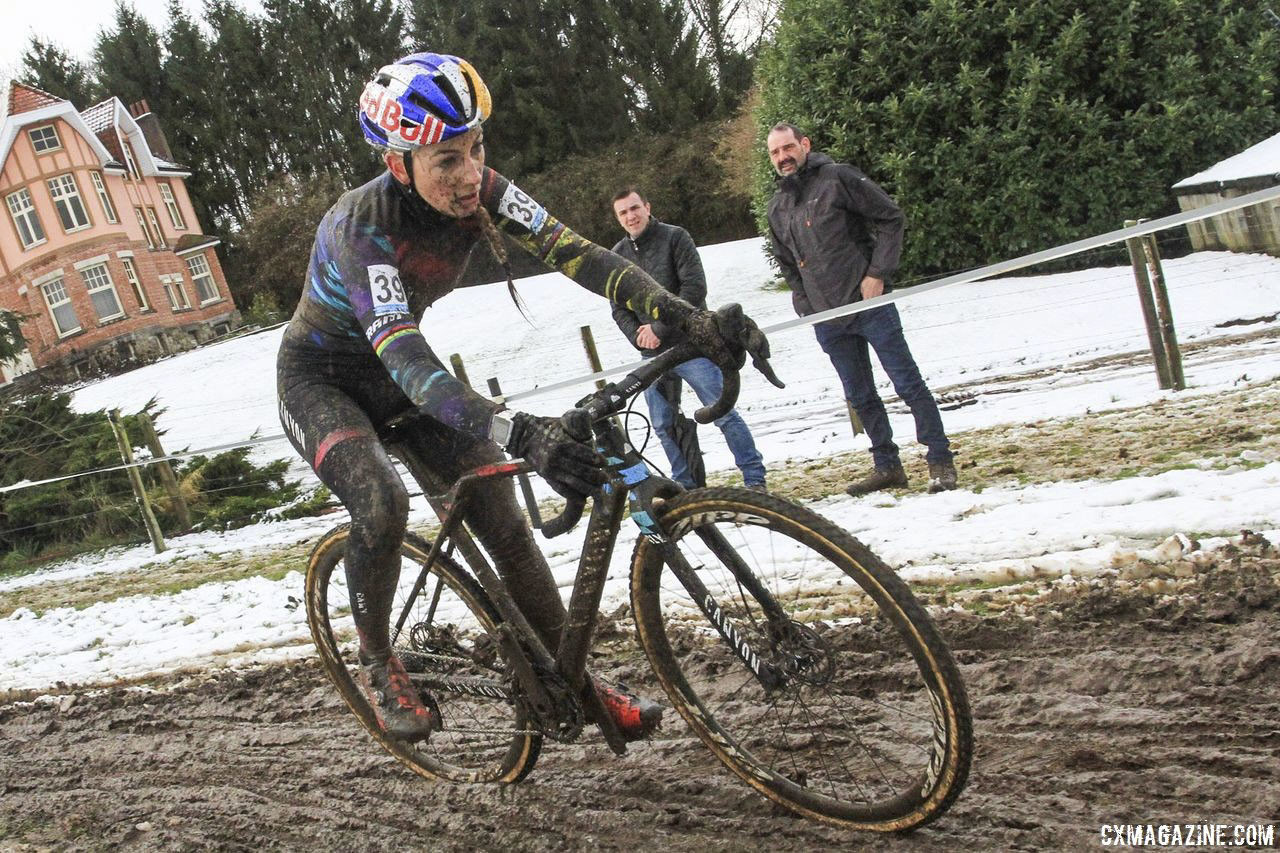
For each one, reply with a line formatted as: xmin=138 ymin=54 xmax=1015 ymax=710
xmin=305 ymin=524 xmax=541 ymax=784
xmin=630 ymin=487 xmax=972 ymax=831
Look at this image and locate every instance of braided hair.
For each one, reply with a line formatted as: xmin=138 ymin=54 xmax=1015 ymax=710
xmin=472 ymin=204 xmax=529 ymax=321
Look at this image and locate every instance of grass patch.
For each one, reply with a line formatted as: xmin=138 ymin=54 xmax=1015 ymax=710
xmin=0 ymin=545 xmax=313 ymax=618
xmin=7 ymin=378 xmax=1278 ymax=620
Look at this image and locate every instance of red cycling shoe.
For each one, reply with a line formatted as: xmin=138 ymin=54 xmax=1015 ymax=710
xmin=358 ymin=654 xmax=440 ymax=742
xmin=593 ymin=679 xmax=664 ymax=742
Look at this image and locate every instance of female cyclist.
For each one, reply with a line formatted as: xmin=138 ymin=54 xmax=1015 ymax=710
xmin=277 ymin=52 xmax=755 ymax=742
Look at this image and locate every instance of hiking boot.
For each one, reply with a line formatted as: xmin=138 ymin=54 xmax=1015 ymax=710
xmin=593 ymin=679 xmax=664 ymax=742
xmin=359 ymin=654 xmax=440 ymax=742
xmin=928 ymin=461 xmax=958 ymax=494
xmin=745 ymin=481 xmax=769 ymax=494
xmin=845 ymin=464 xmax=908 ymax=497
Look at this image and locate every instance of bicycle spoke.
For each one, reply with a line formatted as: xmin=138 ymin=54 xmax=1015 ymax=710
xmin=634 ymin=489 xmax=971 ymax=828
xmin=305 ymin=526 xmax=540 ymax=785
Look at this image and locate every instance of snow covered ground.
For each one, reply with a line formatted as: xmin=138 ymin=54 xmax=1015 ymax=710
xmin=3 ymin=238 xmax=1278 ymax=693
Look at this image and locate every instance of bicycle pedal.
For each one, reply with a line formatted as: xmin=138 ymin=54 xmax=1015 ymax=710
xmin=420 ymin=690 xmax=444 ymax=733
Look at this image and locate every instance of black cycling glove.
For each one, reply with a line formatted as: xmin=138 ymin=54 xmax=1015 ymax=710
xmin=506 ymin=412 xmax=607 ymax=500
xmin=682 ymin=304 xmax=774 ymax=373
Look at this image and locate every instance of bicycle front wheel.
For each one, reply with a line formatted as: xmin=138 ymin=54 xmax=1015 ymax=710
xmin=630 ymin=488 xmax=972 ymax=831
xmin=305 ymin=524 xmax=541 ymax=784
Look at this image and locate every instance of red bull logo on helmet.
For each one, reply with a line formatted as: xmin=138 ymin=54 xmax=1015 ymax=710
xmin=360 ymin=80 xmax=444 ymax=147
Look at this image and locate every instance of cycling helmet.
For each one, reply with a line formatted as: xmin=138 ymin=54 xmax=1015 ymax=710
xmin=358 ymin=52 xmax=491 ymax=151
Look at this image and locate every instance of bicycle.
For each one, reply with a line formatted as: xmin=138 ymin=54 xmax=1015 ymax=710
xmin=304 ymin=319 xmax=972 ymax=832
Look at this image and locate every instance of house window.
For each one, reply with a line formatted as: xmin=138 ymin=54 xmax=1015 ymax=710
xmin=161 ymin=274 xmax=190 ymax=310
xmin=81 ymin=263 xmax=125 ymax=323
xmin=40 ymin=277 xmax=81 ymax=337
xmin=90 ymin=171 xmax=118 ymax=223
xmin=147 ymin=207 xmax=167 ymax=248
xmin=46 ymin=174 xmax=91 ymax=232
xmin=122 ymin=139 xmax=141 ymax=179
xmin=135 ymin=207 xmax=157 ymax=249
xmin=186 ymin=254 xmax=219 ymax=302
xmin=28 ymin=125 xmax=61 ymax=153
xmin=5 ymin=188 xmax=47 ymax=249
xmin=121 ymin=257 xmax=149 ymax=310
xmin=159 ymin=183 xmax=186 ymax=229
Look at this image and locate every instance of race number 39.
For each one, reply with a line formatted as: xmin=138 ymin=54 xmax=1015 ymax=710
xmin=500 ymin=183 xmax=547 ymax=234
xmin=368 ymin=264 xmax=408 ymax=316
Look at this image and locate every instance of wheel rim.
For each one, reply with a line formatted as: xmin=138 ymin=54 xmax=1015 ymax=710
xmin=308 ymin=531 xmax=539 ymax=783
xmin=636 ymin=495 xmax=966 ymax=827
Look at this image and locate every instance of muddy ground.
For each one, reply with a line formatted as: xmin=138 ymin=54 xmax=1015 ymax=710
xmin=1 ymin=539 xmax=1277 ymax=851
xmin=2 ymin=359 xmax=1279 ymax=850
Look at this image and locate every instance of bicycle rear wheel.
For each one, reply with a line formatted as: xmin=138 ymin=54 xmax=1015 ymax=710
xmin=305 ymin=524 xmax=541 ymax=784
xmin=630 ymin=488 xmax=971 ymax=831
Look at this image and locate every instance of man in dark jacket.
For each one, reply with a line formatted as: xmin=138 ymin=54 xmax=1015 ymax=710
xmin=610 ymin=188 xmax=767 ymax=491
xmin=765 ymin=124 xmax=956 ymax=495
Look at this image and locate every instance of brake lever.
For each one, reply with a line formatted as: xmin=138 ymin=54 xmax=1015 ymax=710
xmin=716 ymin=304 xmax=785 ymax=390
xmin=748 ymin=342 xmax=785 ymax=389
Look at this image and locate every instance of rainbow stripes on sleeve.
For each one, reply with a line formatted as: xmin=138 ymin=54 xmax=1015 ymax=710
xmin=369 ymin=320 xmax=421 ymax=357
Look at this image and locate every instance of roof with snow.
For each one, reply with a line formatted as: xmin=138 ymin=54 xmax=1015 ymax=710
xmin=1173 ymin=131 xmax=1280 ymax=190
xmin=79 ymin=99 xmax=118 ymax=133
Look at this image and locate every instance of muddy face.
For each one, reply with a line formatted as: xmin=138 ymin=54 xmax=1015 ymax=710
xmin=411 ymin=128 xmax=485 ymax=218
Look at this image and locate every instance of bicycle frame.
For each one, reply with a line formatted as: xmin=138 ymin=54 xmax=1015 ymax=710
xmin=383 ymin=345 xmax=796 ymax=749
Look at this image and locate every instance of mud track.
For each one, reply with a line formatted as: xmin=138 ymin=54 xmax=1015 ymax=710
xmin=2 ymin=541 xmax=1277 ymax=851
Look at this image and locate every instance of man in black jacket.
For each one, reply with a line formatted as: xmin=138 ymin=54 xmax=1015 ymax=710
xmin=610 ymin=188 xmax=767 ymax=491
xmin=765 ymin=124 xmax=956 ymax=495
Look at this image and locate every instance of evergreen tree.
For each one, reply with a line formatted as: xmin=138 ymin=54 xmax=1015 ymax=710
xmin=410 ymin=0 xmax=665 ymax=174
xmin=259 ymin=0 xmax=404 ymax=182
xmin=684 ymin=0 xmax=756 ymax=112
xmin=409 ymin=0 xmax=581 ymax=175
xmin=0 ymin=311 xmax=26 ymax=364
xmin=756 ymin=0 xmax=1280 ymax=278
xmin=161 ymin=1 xmax=224 ymax=228
xmin=201 ymin=0 xmax=277 ymax=226
xmin=93 ymin=2 xmax=168 ymax=112
xmin=326 ymin=0 xmax=409 ymax=182
xmin=18 ymin=38 xmax=102 ymax=106
xmin=612 ymin=0 xmax=719 ymax=133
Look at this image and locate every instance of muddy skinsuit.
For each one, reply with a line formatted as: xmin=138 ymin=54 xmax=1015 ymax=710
xmin=278 ymin=167 xmax=693 ymax=657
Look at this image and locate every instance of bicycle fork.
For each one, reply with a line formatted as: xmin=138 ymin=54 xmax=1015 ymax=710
xmin=657 ymin=524 xmax=806 ymax=695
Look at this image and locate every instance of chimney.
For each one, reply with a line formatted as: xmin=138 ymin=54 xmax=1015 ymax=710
xmin=128 ymin=99 xmax=175 ymax=163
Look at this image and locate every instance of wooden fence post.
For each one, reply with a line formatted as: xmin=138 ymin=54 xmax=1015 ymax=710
xmin=137 ymin=412 xmax=192 ymax=531
xmin=488 ymin=376 xmax=542 ymax=529
xmin=1141 ymin=234 xmax=1185 ymax=391
xmin=449 ymin=353 xmax=471 ymax=387
xmin=1124 ymin=220 xmax=1172 ymax=389
xmin=107 ymin=409 xmax=166 ymax=554
xmin=846 ymin=403 xmax=864 ymax=437
xmin=578 ymin=325 xmax=608 ymax=391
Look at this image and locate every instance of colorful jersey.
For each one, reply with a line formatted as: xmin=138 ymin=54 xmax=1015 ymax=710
xmin=279 ymin=168 xmax=687 ymax=437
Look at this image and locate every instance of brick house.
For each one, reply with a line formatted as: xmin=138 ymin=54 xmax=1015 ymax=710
xmin=0 ymin=82 xmax=239 ymax=386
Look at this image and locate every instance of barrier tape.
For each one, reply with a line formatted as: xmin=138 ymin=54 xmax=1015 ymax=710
xmin=3 ymin=182 xmax=1278 ymax=495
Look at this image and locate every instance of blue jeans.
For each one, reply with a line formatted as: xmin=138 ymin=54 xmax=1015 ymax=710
xmin=643 ymin=356 xmax=766 ymax=488
xmin=814 ymin=304 xmax=952 ymax=469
